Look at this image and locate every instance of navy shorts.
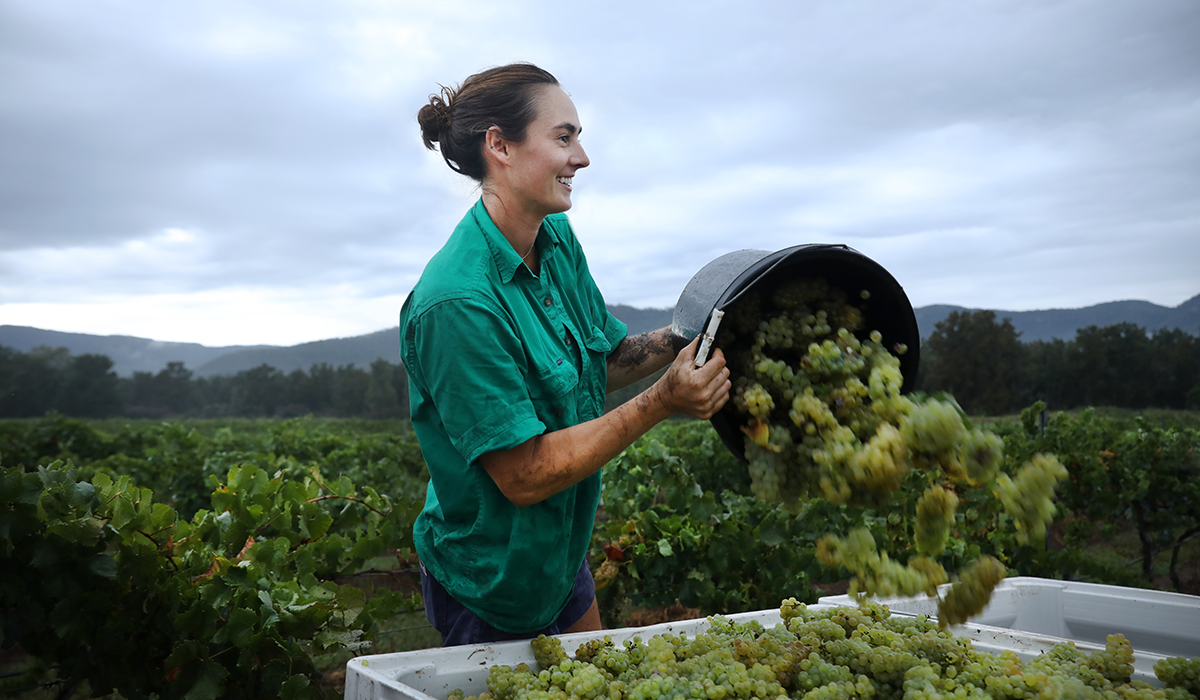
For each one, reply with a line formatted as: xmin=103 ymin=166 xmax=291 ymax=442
xmin=420 ymin=558 xmax=596 ymax=647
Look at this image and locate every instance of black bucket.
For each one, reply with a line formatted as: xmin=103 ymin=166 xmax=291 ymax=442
xmin=669 ymin=244 xmax=921 ymax=463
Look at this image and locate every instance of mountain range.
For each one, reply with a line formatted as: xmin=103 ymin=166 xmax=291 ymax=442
xmin=2 ymin=295 xmax=1197 ymax=378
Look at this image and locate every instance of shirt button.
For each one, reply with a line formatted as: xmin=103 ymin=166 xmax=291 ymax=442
xmin=543 ymin=296 xmax=552 ymax=307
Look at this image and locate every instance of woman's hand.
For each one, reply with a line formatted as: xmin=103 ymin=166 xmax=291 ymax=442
xmin=649 ymin=336 xmax=732 ymax=420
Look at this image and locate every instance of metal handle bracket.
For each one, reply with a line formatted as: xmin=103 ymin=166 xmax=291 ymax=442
xmin=694 ymin=309 xmax=725 ymax=367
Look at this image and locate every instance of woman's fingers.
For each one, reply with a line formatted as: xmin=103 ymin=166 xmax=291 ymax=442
xmin=654 ymin=337 xmax=733 ymax=419
xmin=690 ymin=347 xmax=730 ymax=418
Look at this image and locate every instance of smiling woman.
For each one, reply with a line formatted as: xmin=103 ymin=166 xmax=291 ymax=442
xmin=401 ymin=63 xmax=731 ymax=647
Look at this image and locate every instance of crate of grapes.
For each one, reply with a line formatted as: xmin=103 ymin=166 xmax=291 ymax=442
xmin=343 ymin=599 xmax=1194 ymax=699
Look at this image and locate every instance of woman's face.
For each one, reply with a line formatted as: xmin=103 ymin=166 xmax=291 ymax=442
xmin=502 ymin=84 xmax=590 ymax=218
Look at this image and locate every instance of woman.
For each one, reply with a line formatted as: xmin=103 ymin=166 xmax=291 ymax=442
xmin=402 ymin=63 xmax=730 ymax=646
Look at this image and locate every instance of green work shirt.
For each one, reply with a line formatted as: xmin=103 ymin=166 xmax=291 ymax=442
xmin=400 ymin=198 xmax=628 ymax=632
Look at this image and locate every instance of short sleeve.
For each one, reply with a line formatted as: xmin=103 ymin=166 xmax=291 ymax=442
xmin=407 ymin=296 xmax=547 ymax=465
xmin=600 ymin=308 xmax=628 ymax=352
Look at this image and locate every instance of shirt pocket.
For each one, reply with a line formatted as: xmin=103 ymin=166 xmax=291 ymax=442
xmin=529 ymin=358 xmax=579 ymax=429
xmin=582 ymin=326 xmax=614 ymax=357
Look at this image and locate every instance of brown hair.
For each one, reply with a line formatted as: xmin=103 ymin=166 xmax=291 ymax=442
xmin=417 ymin=63 xmax=560 ymax=182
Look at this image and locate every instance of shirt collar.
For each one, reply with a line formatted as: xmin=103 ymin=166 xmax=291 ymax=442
xmin=471 ymin=198 xmax=561 ymax=283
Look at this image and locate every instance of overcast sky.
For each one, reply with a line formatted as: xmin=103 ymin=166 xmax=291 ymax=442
xmin=2 ymin=0 xmax=1198 ymax=348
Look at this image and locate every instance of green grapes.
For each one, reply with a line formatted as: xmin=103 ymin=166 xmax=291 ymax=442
xmin=914 ymin=485 xmax=958 ymax=557
xmin=718 ymin=278 xmax=1001 ymax=508
xmin=740 ymin=382 xmax=774 ymax=420
xmin=818 ymin=528 xmax=949 ymax=602
xmin=532 ymin=633 xmax=568 ymax=670
xmin=1091 ymin=633 xmax=1136 ymax=682
xmin=993 ymin=453 xmax=1069 ymax=544
xmin=448 ymin=601 xmax=1178 ymax=700
xmin=714 ymin=274 xmax=1073 ymax=625
xmin=1155 ymin=655 xmax=1200 ymax=693
xmin=937 ymin=556 xmax=1007 ymax=626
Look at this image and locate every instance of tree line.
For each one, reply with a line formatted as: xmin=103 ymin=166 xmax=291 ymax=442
xmin=3 ymin=314 xmax=1199 ymax=420
xmin=0 ymin=345 xmax=408 ymax=419
xmin=915 ymin=312 xmax=1200 ymax=415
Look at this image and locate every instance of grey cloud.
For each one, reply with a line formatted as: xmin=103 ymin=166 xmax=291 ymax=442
xmin=0 ymin=0 xmax=1197 ymax=346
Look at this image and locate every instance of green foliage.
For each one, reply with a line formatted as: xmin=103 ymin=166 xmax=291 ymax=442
xmin=916 ymin=320 xmax=1200 ymax=413
xmin=0 ymin=343 xmax=411 ymax=420
xmin=1000 ymin=403 xmax=1200 ymax=586
xmin=921 ymin=310 xmax=1024 ymax=415
xmin=1 ymin=347 xmax=125 ymax=419
xmin=1 ymin=418 xmax=427 ymax=699
xmin=2 ymin=404 xmax=1195 ymax=697
xmin=593 ymin=421 xmax=857 ymax=622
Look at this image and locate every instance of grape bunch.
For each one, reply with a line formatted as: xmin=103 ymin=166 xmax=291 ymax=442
xmin=1155 ymin=655 xmax=1200 ymax=694
xmin=816 ymin=526 xmax=1015 ymax=628
xmin=935 ymin=555 xmax=1007 ymax=626
xmin=993 ymin=453 xmax=1070 ymax=545
xmin=532 ymin=633 xmax=568 ymax=669
xmin=446 ymin=600 xmax=1193 ymax=700
xmin=817 ymin=527 xmax=948 ymax=602
xmin=914 ymin=485 xmax=958 ymax=557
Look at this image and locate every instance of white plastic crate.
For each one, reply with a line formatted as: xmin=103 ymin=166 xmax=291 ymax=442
xmin=343 ymin=589 xmax=1184 ymax=700
xmin=818 ymin=576 xmax=1200 ymax=659
xmin=344 ymin=608 xmax=781 ymax=700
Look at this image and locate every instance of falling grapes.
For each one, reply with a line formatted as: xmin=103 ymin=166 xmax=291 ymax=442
xmin=713 ymin=275 xmax=1069 ymax=623
xmin=993 ymin=453 xmax=1070 ymax=545
xmin=936 ymin=555 xmax=1008 ymax=626
xmin=914 ymin=485 xmax=958 ymax=557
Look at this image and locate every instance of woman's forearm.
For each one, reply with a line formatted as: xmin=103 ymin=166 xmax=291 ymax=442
xmin=479 ymin=388 xmax=674 ymax=507
xmin=606 ymin=326 xmax=675 ymax=392
xmin=481 ymin=339 xmax=730 ymax=507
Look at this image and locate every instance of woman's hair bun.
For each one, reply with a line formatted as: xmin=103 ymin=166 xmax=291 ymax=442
xmin=417 ymin=63 xmax=559 ymax=182
xmin=418 ymin=88 xmax=454 ymax=150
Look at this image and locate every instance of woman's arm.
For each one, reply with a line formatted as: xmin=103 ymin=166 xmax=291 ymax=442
xmin=605 ymin=326 xmax=676 ymax=393
xmin=479 ymin=337 xmax=730 ymax=508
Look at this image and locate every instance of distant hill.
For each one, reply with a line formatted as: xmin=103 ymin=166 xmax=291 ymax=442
xmin=608 ymin=304 xmax=673 ymax=336
xmin=3 ymin=295 xmax=1196 ymax=377
xmin=190 ymin=328 xmax=400 ymax=378
xmin=914 ymin=294 xmax=1200 ymax=342
xmin=0 ymin=325 xmax=269 ymax=377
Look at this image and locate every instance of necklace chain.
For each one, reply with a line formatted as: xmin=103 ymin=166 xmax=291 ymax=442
xmin=519 ymin=239 xmax=536 ymax=261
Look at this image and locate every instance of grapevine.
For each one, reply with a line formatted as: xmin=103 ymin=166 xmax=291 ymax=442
xmin=446 ymin=600 xmax=1194 ymax=700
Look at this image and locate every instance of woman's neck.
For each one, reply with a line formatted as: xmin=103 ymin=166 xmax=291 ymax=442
xmin=482 ymin=189 xmax=542 ymax=270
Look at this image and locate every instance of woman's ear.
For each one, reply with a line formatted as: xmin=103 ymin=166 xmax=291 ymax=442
xmin=485 ymin=127 xmax=509 ymax=159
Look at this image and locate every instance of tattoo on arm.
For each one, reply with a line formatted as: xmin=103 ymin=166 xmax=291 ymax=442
xmin=610 ymin=329 xmax=672 ymax=370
